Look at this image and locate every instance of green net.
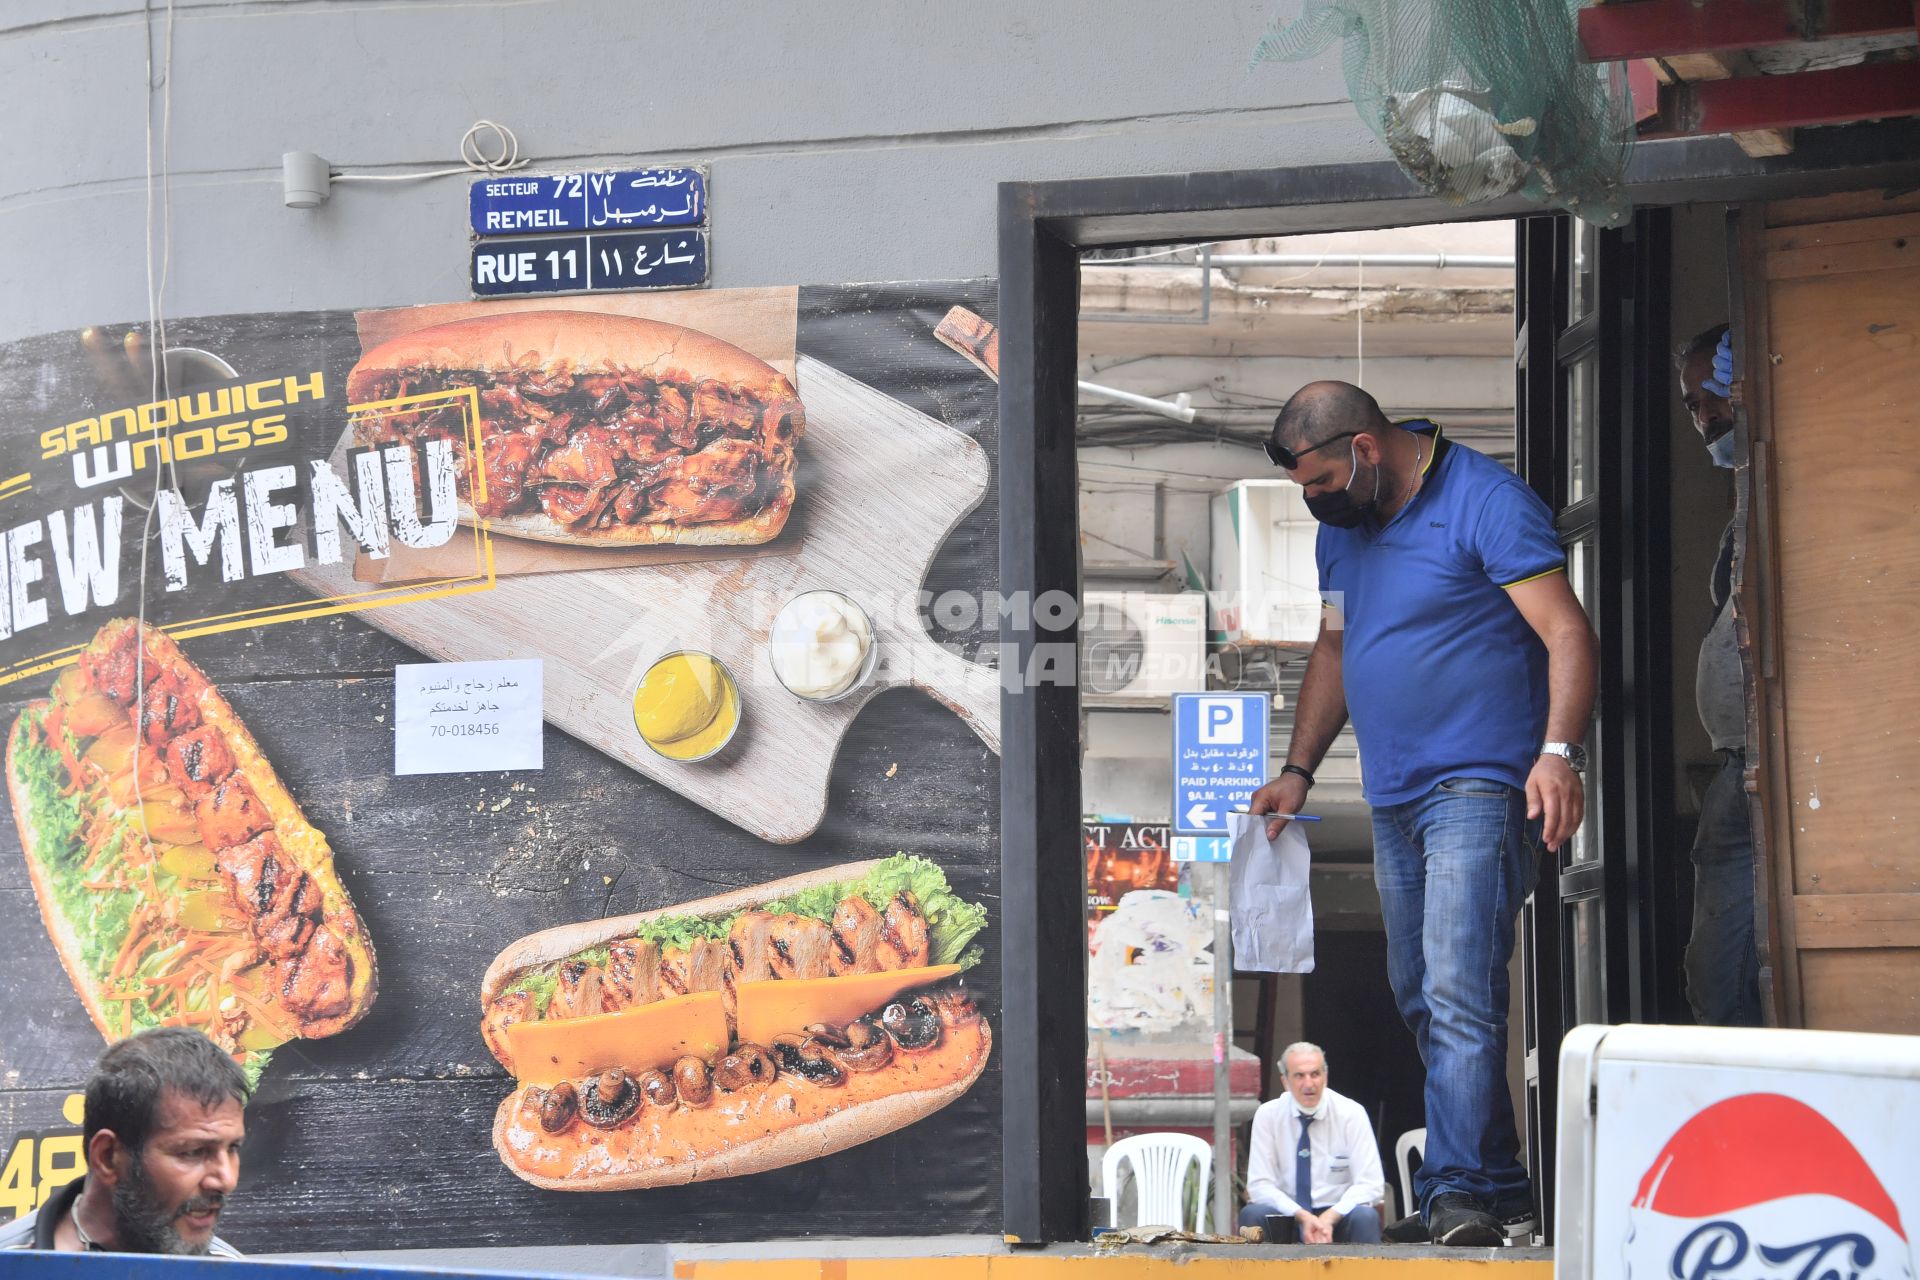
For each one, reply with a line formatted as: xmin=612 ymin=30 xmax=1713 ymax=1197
xmin=1253 ymin=0 xmax=1635 ymax=226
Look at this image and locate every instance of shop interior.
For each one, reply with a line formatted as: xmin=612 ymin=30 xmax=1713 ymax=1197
xmin=1073 ymin=205 xmax=1745 ymax=1240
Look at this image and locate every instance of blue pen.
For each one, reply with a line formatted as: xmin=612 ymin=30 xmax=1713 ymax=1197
xmin=1232 ymin=808 xmax=1321 ymax=823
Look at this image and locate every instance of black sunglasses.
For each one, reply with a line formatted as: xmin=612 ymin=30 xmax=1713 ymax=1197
xmin=1264 ymin=430 xmax=1358 ymax=471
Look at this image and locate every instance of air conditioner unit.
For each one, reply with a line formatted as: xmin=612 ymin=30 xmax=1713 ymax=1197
xmin=1080 ymin=591 xmax=1207 ymax=698
xmin=1210 ymin=480 xmax=1321 ymax=646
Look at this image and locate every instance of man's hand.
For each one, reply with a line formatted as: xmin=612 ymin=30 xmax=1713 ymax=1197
xmin=1315 ymin=1208 xmax=1344 ymax=1241
xmin=1527 ymin=753 xmax=1585 ymax=852
xmin=1296 ymin=1208 xmax=1333 ymax=1244
xmin=1250 ymin=772 xmax=1311 ymax=840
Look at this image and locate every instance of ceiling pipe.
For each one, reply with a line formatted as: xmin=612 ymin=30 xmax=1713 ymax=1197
xmin=1078 ymin=381 xmax=1196 ymax=423
xmin=1095 ymin=253 xmax=1516 ymax=269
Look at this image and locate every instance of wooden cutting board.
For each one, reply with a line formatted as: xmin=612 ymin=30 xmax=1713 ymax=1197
xmin=289 ymin=355 xmax=999 ymax=844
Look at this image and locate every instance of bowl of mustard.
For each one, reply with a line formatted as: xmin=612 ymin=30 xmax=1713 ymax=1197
xmin=632 ymin=651 xmax=741 ymax=763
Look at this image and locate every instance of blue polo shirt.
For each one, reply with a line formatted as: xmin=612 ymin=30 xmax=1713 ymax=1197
xmin=1315 ymin=424 xmax=1565 ymax=807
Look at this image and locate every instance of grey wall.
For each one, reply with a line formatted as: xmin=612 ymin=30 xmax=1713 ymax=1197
xmin=1 ymin=0 xmax=1378 ymax=342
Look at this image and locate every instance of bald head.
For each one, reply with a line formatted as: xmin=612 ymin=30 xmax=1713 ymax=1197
xmin=1272 ymin=380 xmax=1390 ymax=454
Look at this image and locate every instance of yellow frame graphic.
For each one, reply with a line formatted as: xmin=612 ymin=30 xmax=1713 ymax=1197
xmin=0 ymin=386 xmax=495 ymax=688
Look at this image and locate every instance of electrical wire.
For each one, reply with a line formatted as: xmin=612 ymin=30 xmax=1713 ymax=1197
xmin=1081 ymin=240 xmax=1232 ymax=265
xmin=1356 ymin=256 xmax=1365 ymax=390
xmin=330 ymin=121 xmax=531 ymax=183
xmin=132 ymin=0 xmax=179 ymax=819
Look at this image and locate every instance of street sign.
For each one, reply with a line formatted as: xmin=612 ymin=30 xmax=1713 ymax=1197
xmin=1171 ymin=691 xmax=1270 ymax=836
xmin=1170 ymin=836 xmax=1231 ymax=863
xmin=470 ymin=229 xmax=708 ymax=297
xmin=469 ymin=168 xmax=706 ymax=236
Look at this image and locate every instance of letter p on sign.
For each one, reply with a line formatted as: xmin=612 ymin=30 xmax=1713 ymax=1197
xmin=1197 ymin=697 xmax=1243 ymax=745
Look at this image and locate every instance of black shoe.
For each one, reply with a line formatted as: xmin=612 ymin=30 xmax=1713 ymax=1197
xmin=1428 ymin=1192 xmax=1504 ymax=1247
xmin=1382 ymin=1211 xmax=1430 ymax=1244
xmin=1491 ymin=1191 xmax=1537 ymax=1240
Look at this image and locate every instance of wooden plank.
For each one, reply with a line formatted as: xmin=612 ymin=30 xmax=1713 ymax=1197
xmin=1656 ymin=50 xmax=1794 ymax=156
xmin=1762 ymin=215 xmax=1920 ymax=279
xmin=1763 ymin=254 xmax=1920 ymax=896
xmin=290 ymin=357 xmax=1000 ymax=845
xmin=1797 ymin=949 xmax=1920 ymax=1033
xmin=1765 ymin=187 xmax=1920 ymax=228
xmin=1793 ymin=894 xmax=1920 ymax=949
xmin=1764 ymin=210 xmax=1920 ymax=253
xmin=1735 ymin=208 xmax=1798 ymax=1027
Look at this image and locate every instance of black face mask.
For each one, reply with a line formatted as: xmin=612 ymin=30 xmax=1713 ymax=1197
xmin=1303 ymin=440 xmax=1381 ymax=528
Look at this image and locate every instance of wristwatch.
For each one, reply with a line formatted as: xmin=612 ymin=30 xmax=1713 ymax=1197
xmin=1539 ymin=742 xmax=1588 ymax=773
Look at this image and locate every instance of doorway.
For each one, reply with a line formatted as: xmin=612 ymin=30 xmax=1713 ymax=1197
xmin=994 ymin=130 xmax=1920 ymax=1246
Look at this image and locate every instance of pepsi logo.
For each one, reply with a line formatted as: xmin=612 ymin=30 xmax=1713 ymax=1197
xmin=1623 ymin=1094 xmax=1914 ymax=1280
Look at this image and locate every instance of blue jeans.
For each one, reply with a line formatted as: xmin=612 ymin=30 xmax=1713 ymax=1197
xmin=1684 ymin=749 xmax=1762 ymax=1027
xmin=1239 ymin=1202 xmax=1383 ymax=1244
xmin=1372 ymin=777 xmax=1539 ymax=1217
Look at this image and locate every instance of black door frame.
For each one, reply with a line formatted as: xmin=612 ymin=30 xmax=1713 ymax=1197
xmin=996 ymin=123 xmax=1920 ymax=1244
xmin=1512 ymin=206 xmax=1677 ymax=1238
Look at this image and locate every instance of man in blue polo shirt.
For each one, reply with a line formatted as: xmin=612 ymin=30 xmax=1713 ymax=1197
xmin=1249 ymin=381 xmax=1596 ymax=1247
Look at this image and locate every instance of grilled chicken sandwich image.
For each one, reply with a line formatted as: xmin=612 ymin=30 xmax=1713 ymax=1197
xmin=480 ymin=855 xmax=990 ymax=1189
xmin=6 ymin=620 xmax=377 ymax=1080
xmin=347 ymin=310 xmax=805 ymax=546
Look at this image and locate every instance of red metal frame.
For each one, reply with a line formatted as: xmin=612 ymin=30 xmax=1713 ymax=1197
xmin=1640 ymin=60 xmax=1920 ymax=137
xmin=1579 ymin=0 xmax=1917 ymax=63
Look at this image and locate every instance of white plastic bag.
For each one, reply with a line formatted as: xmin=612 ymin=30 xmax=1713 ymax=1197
xmin=1226 ymin=812 xmax=1315 ymax=973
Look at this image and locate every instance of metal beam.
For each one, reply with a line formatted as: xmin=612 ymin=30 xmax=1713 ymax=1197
xmin=1578 ymin=0 xmax=1916 ymax=62
xmin=1643 ymin=61 xmax=1920 ymax=138
xmin=997 ymin=184 xmax=1090 ymax=1247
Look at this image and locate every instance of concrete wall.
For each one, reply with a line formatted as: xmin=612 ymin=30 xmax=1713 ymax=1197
xmin=0 ymin=0 xmax=1380 ymax=342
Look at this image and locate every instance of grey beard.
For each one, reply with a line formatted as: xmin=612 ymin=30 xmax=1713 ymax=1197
xmin=111 ymin=1153 xmax=219 ymax=1256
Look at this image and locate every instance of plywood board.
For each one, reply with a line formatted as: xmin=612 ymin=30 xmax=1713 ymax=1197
xmin=1798 ymin=950 xmax=1920 ymax=1033
xmin=1765 ymin=187 xmax=1920 ymax=229
xmin=1764 ymin=262 xmax=1920 ymax=896
xmin=1762 ymin=213 xmax=1920 ymax=280
xmin=1793 ymin=893 xmax=1920 ymax=949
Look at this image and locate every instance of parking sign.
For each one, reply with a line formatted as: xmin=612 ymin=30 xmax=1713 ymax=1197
xmin=1172 ymin=692 xmax=1270 ymax=835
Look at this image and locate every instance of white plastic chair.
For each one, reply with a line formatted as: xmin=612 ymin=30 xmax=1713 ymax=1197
xmin=1100 ymin=1132 xmax=1214 ymax=1232
xmin=1395 ymin=1127 xmax=1427 ymax=1219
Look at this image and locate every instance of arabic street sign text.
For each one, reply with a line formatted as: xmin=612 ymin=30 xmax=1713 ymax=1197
xmin=469 ymin=168 xmax=705 ymax=236
xmin=470 ymin=230 xmax=708 ymax=297
xmin=1172 ymin=692 xmax=1270 ymax=835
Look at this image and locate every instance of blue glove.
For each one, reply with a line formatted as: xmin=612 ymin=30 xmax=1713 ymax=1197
xmin=1702 ymin=329 xmax=1734 ymax=398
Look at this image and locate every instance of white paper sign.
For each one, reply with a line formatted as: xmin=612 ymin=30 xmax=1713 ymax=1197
xmin=393 ymin=659 xmax=543 ymax=776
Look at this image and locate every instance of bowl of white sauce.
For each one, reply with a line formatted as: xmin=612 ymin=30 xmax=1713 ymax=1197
xmin=768 ymin=590 xmax=877 ymax=703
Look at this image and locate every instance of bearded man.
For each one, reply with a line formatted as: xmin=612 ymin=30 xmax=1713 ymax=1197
xmin=1 ymin=1027 xmax=248 ymax=1256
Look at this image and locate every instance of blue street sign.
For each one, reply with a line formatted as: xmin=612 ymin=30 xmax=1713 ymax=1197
xmin=1171 ymin=836 xmax=1232 ymax=864
xmin=1172 ymin=692 xmax=1270 ymax=836
xmin=469 ymin=168 xmax=705 ymax=236
xmin=470 ymin=229 xmax=708 ymax=297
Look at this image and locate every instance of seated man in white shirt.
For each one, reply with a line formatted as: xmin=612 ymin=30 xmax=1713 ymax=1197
xmin=1241 ymin=1042 xmax=1385 ymax=1244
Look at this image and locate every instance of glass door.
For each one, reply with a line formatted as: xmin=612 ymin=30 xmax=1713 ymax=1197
xmin=1514 ymin=208 xmax=1671 ymax=1241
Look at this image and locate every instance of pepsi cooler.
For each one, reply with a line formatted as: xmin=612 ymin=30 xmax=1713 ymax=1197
xmin=1556 ymin=1024 xmax=1920 ymax=1279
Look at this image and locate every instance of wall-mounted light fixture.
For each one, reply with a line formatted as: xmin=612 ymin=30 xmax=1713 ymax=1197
xmin=282 ymin=152 xmax=332 ymax=209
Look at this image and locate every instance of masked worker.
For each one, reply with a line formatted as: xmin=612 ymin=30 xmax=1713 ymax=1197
xmin=1250 ymin=381 xmax=1597 ymax=1247
xmin=1677 ymin=325 xmax=1762 ymax=1028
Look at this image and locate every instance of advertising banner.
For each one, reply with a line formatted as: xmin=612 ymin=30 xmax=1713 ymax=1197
xmin=0 ymin=283 xmax=1003 ymax=1249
